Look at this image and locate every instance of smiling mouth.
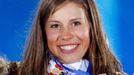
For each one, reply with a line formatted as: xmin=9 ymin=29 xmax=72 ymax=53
xmin=58 ymin=44 xmax=79 ymax=54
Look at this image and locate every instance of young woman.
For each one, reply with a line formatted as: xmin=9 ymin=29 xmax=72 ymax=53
xmin=0 ymin=0 xmax=124 ymax=75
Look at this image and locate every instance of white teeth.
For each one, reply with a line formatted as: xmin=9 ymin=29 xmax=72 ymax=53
xmin=59 ymin=45 xmax=77 ymax=51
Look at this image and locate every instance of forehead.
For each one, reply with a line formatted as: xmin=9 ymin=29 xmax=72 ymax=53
xmin=48 ymin=2 xmax=86 ymax=21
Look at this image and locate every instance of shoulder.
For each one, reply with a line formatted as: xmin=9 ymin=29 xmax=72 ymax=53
xmin=0 ymin=57 xmax=21 ymax=75
xmin=0 ymin=57 xmax=126 ymax=75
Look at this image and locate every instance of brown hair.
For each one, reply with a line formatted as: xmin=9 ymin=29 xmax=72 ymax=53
xmin=20 ymin=0 xmax=123 ymax=75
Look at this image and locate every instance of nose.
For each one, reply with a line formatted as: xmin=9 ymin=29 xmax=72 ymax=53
xmin=60 ymin=28 xmax=73 ymax=41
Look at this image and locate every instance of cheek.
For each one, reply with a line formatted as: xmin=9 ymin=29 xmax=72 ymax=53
xmin=46 ymin=31 xmax=59 ymax=50
xmin=46 ymin=29 xmax=59 ymax=41
xmin=74 ymin=25 xmax=90 ymax=49
xmin=74 ymin=26 xmax=89 ymax=39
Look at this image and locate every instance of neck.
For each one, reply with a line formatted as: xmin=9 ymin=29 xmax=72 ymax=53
xmin=63 ymin=59 xmax=82 ymax=70
xmin=47 ymin=57 xmax=91 ymax=75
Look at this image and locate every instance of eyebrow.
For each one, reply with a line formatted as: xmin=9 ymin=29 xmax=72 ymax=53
xmin=70 ymin=18 xmax=82 ymax=22
xmin=47 ymin=20 xmax=60 ymax=23
xmin=48 ymin=18 xmax=82 ymax=23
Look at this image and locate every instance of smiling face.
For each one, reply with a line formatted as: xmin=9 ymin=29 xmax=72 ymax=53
xmin=45 ymin=2 xmax=90 ymax=64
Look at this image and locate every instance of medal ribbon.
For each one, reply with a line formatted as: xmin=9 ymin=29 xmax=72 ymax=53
xmin=52 ymin=57 xmax=91 ymax=75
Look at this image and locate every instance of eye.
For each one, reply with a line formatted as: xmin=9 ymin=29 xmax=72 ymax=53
xmin=72 ymin=21 xmax=81 ymax=27
xmin=50 ymin=24 xmax=60 ymax=29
